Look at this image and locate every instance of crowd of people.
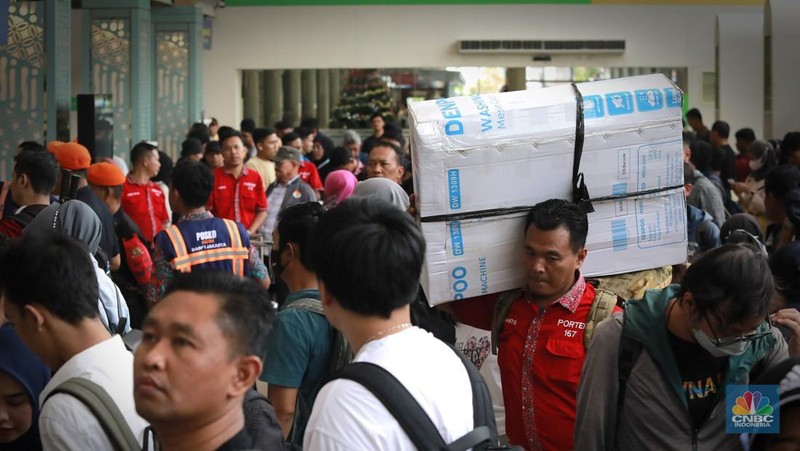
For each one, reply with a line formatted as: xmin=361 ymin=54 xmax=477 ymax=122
xmin=0 ymin=106 xmax=799 ymax=451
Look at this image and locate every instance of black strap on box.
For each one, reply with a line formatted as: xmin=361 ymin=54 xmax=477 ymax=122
xmin=417 ymin=85 xmax=684 ymax=224
xmin=571 ymin=83 xmax=594 ymax=214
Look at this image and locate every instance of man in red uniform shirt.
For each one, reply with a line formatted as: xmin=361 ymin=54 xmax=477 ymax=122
xmin=208 ymin=130 xmax=267 ymax=235
xmin=453 ymin=199 xmax=620 ymax=451
xmin=122 ymin=142 xmax=170 ymax=242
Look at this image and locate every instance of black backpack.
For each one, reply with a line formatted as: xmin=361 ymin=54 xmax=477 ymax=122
xmin=331 ymin=345 xmax=519 ymax=451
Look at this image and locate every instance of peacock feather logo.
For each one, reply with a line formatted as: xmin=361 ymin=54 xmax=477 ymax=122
xmin=732 ymin=391 xmax=774 ymax=416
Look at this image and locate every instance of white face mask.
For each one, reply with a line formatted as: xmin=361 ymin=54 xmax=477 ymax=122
xmin=693 ymin=328 xmax=750 ymax=357
xmin=749 ymin=158 xmax=764 ymax=171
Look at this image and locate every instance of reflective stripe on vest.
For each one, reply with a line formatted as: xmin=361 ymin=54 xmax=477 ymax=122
xmin=165 ymin=219 xmax=249 ymax=276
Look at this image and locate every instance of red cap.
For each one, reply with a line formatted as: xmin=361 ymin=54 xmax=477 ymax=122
xmin=87 ymin=162 xmax=125 ymax=186
xmin=54 ymin=142 xmax=91 ymax=170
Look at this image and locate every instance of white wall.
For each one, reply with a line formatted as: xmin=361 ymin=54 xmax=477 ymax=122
xmin=765 ymin=0 xmax=800 ymax=139
xmin=203 ymin=3 xmax=762 ymax=127
xmin=716 ymin=13 xmax=764 ymax=137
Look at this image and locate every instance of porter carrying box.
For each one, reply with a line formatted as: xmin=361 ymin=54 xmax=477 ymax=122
xmin=409 ymin=74 xmax=688 ymax=305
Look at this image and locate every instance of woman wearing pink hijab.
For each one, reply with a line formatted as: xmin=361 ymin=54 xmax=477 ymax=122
xmin=324 ymin=169 xmax=358 ymax=209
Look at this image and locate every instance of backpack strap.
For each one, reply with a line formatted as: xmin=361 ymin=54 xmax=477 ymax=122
xmin=584 ymin=288 xmax=622 ymax=349
xmin=491 ymin=289 xmax=522 ymax=355
xmin=336 ymin=362 xmax=448 ymax=450
xmin=447 ymin=345 xmax=499 ymax=448
xmin=44 ymin=377 xmax=141 ymax=451
xmin=615 ymin=312 xmax=643 ymax=447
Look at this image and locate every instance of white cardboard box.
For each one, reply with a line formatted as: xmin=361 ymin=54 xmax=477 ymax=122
xmin=409 ymin=75 xmax=688 ymax=305
xmin=410 ymin=74 xmax=685 ymax=219
xmin=420 ymin=188 xmax=687 ymax=305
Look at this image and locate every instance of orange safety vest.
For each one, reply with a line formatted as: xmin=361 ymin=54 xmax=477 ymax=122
xmin=162 ymin=218 xmax=250 ymax=276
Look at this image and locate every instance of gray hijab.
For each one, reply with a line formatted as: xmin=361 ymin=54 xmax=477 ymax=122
xmin=353 ymin=177 xmax=410 ymax=211
xmin=25 ymin=200 xmax=102 ymax=254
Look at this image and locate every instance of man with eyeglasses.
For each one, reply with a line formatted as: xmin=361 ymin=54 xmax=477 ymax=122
xmin=575 ymin=243 xmax=799 ymax=450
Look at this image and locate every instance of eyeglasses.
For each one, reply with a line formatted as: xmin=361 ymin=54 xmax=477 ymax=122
xmin=705 ymin=313 xmax=773 ymax=347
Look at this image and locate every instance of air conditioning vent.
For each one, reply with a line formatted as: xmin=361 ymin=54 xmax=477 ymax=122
xmin=459 ymin=40 xmax=625 ymax=54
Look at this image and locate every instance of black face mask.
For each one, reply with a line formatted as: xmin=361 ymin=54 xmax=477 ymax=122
xmin=271 ymin=247 xmax=286 ymax=280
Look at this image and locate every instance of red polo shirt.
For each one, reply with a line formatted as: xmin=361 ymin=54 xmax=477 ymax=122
xmin=122 ymin=176 xmax=169 ymax=242
xmin=208 ymin=166 xmax=267 ymax=230
xmin=454 ymin=277 xmax=612 ymax=451
xmin=299 ymin=161 xmax=323 ymax=191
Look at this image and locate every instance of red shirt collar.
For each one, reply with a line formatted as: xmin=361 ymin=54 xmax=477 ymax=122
xmin=125 ymin=174 xmax=154 ymax=187
xmin=221 ymin=165 xmax=249 ymax=178
xmin=524 ymin=272 xmax=586 ymax=313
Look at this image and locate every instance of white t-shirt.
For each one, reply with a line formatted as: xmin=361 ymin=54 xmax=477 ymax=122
xmin=304 ymin=326 xmax=474 ymax=450
xmin=38 ymin=335 xmax=149 ymax=450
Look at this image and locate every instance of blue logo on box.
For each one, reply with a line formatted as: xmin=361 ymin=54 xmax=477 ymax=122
xmin=448 ymin=169 xmax=461 ymax=210
xmin=449 ymin=221 xmax=464 ymax=256
xmin=726 ymin=385 xmax=780 ymax=434
xmin=583 ymin=95 xmax=605 ymax=119
xmin=605 ymin=92 xmax=634 ymax=116
xmin=664 ymin=88 xmax=682 ymax=108
xmin=635 ymin=89 xmax=664 ymax=112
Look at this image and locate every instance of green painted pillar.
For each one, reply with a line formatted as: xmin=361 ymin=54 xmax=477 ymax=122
xmin=301 ymin=69 xmax=317 ymax=121
xmin=264 ymin=70 xmax=284 ymax=128
xmin=316 ymin=69 xmax=330 ymax=129
xmin=505 ymin=67 xmax=526 ymax=92
xmin=283 ymin=69 xmax=301 ymax=126
xmin=152 ymin=6 xmax=204 ymax=160
xmin=82 ymin=0 xmax=151 ymax=162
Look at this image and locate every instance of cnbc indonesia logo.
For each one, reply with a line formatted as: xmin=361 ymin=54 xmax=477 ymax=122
xmin=731 ymin=391 xmax=775 ymax=427
xmin=726 ymin=385 xmax=780 ymax=433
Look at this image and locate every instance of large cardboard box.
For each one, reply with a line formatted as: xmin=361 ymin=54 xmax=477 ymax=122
xmin=410 ymin=74 xmax=685 ymax=219
xmin=420 ymin=188 xmax=686 ymax=304
xmin=409 ymin=75 xmax=688 ymax=305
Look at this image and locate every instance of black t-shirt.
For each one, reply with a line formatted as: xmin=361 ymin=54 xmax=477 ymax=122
xmin=667 ymin=331 xmax=727 ymax=428
xmin=76 ymin=186 xmax=120 ymax=258
xmin=216 ymin=428 xmax=255 ymax=451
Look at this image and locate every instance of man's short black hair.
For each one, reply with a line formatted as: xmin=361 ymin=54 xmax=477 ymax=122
xmin=165 ymin=271 xmax=275 ymax=359
xmin=276 ymin=202 xmax=325 ymax=268
xmin=735 ymin=128 xmax=756 ymax=142
xmin=682 ymin=131 xmax=695 ymax=147
xmin=187 ymin=123 xmax=210 ymax=145
xmin=220 ymin=129 xmax=243 ymax=146
xmin=679 ymin=243 xmax=776 ymax=324
xmin=252 ymin=128 xmax=276 ymax=143
xmin=130 ymin=141 xmax=158 ymax=165
xmin=382 ymin=123 xmax=406 ymax=149
xmin=369 ymin=112 xmax=384 ymax=121
xmin=281 ymin=132 xmax=300 ymax=146
xmin=764 ymin=165 xmax=800 ymax=199
xmin=686 ymin=108 xmax=702 ymax=120
xmin=172 ymin=161 xmax=214 ymax=208
xmin=13 ymin=150 xmax=58 ymax=195
xmin=525 ymin=199 xmax=589 ymax=253
xmin=329 ymin=146 xmax=352 ymax=168
xmin=308 ymin=197 xmax=425 ymax=318
xmin=274 ymin=121 xmax=292 ymax=130
xmin=217 ymin=126 xmax=237 ymax=143
xmin=295 ymin=127 xmax=314 ymax=141
xmin=299 ymin=117 xmax=319 ymax=130
xmin=0 ymin=231 xmax=99 ymax=324
xmin=370 ymin=140 xmax=405 ymax=166
xmin=711 ymin=121 xmax=730 ymax=139
xmin=17 ymin=141 xmax=45 ymax=153
xmin=780 ymin=132 xmax=800 ymax=164
xmin=689 ymin=141 xmax=713 ymax=174
xmin=240 ymin=118 xmax=256 ymax=133
xmin=205 ymin=141 xmax=222 ymax=155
